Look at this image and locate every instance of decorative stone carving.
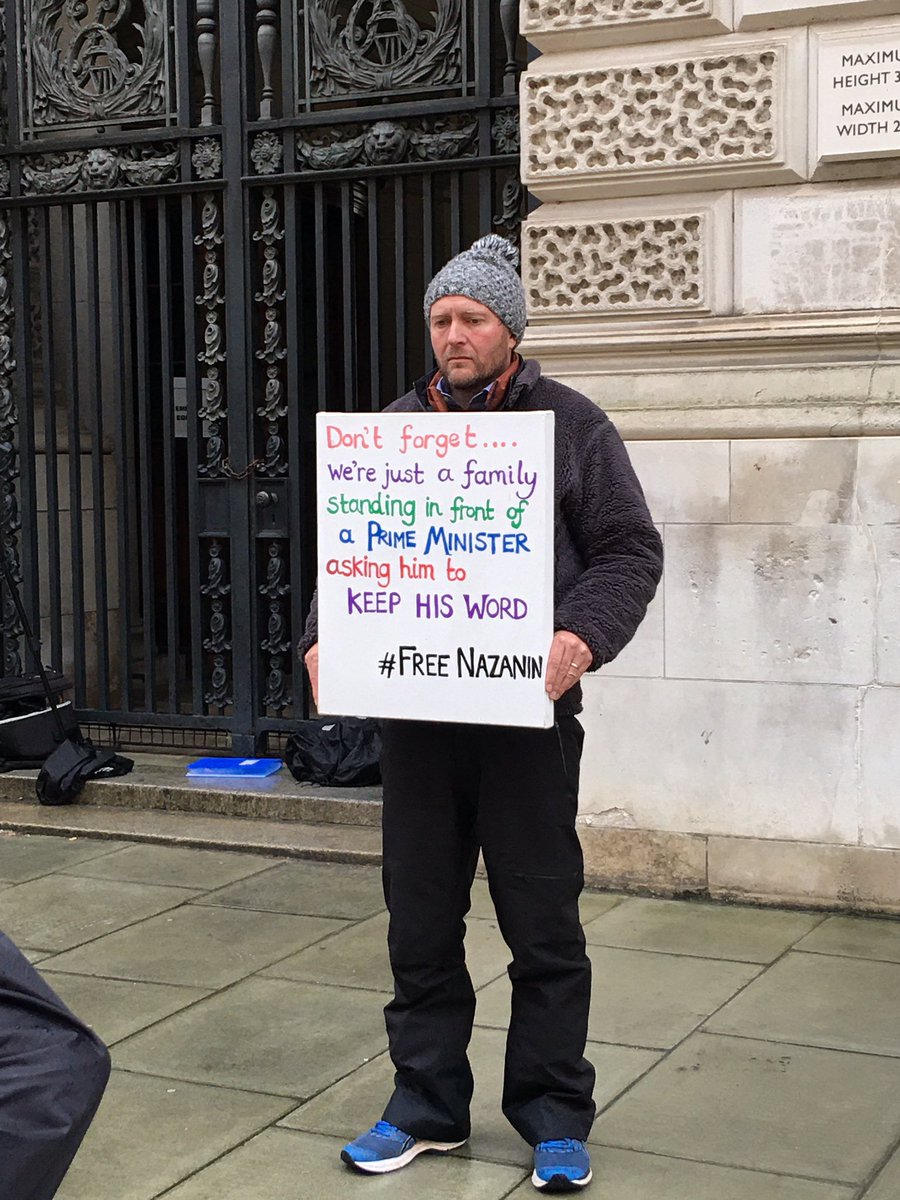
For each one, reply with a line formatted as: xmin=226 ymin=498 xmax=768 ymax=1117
xmin=525 ymin=0 xmax=708 ymax=28
xmin=523 ymin=0 xmax=730 ymax=49
xmin=251 ymin=131 xmax=283 ymax=175
xmin=297 ymin=115 xmax=476 ymax=170
xmin=522 ymin=194 xmax=732 ymax=320
xmin=493 ymin=173 xmax=525 ymax=245
xmin=522 ymin=34 xmax=806 ymax=200
xmin=192 ymin=137 xmax=222 ymax=180
xmin=526 ymin=218 xmax=704 ymax=314
xmin=306 ymin=0 xmax=461 ymax=98
xmin=22 ymin=144 xmax=179 ymax=195
xmin=23 ymin=0 xmax=173 ymax=133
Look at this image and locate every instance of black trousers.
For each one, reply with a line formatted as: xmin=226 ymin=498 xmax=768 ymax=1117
xmin=379 ymin=717 xmax=596 ymax=1147
xmin=0 ymin=931 xmax=111 ymax=1200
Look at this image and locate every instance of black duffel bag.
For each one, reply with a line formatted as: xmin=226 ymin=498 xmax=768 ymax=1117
xmin=285 ymin=717 xmax=382 ymax=787
xmin=0 ymin=673 xmax=79 ymax=772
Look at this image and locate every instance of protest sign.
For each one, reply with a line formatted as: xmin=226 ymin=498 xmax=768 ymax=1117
xmin=316 ymin=410 xmax=555 ymax=728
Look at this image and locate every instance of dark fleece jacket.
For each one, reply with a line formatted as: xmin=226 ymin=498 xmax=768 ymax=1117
xmin=299 ymin=357 xmax=663 ymax=717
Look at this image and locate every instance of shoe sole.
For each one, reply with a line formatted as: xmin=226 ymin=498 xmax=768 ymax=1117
xmin=342 ymin=1138 xmax=467 ymax=1175
xmin=531 ymin=1167 xmax=593 ymax=1192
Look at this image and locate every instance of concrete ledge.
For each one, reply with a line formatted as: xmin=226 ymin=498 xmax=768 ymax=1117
xmin=708 ymin=836 xmax=900 ymax=913
xmin=0 ymin=753 xmax=382 ymax=828
xmin=580 ymin=825 xmax=708 ymax=895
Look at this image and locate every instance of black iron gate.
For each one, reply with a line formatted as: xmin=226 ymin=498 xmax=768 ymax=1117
xmin=0 ymin=1 xmax=524 ymax=753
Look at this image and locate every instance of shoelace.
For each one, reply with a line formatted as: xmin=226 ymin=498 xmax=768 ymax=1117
xmin=538 ymin=1139 xmax=583 ymax=1153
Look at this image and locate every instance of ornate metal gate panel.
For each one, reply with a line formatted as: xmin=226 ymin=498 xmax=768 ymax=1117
xmin=0 ymin=1 xmax=524 ymax=751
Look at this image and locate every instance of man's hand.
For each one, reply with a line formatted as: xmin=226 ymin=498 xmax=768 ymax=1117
xmin=304 ymin=643 xmax=319 ymax=708
xmin=545 ymin=631 xmax=592 ymax=702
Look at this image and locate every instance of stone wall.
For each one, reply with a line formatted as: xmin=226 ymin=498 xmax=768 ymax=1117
xmin=520 ymin=0 xmax=900 ymax=908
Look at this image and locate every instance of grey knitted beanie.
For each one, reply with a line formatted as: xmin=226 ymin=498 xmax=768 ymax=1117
xmin=423 ymin=235 xmax=526 ymax=342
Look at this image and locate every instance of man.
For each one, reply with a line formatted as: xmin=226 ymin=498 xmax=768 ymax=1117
xmin=300 ymin=235 xmax=662 ymax=1192
xmin=0 ymin=930 xmax=111 ymax=1199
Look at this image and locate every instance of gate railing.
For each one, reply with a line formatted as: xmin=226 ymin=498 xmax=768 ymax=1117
xmin=0 ymin=1 xmax=524 ymax=753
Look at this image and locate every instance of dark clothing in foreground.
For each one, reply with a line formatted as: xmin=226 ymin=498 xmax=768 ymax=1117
xmin=0 ymin=931 xmax=111 ymax=1200
xmin=380 ymin=717 xmax=595 ymax=1145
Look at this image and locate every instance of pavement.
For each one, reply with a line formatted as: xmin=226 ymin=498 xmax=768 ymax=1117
xmin=1 ymin=829 xmax=900 ymax=1200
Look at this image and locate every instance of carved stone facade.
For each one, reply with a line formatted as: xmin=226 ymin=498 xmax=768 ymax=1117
xmin=21 ymin=144 xmax=180 ymax=195
xmin=526 ymin=216 xmax=704 ymax=315
xmin=523 ymin=0 xmax=731 ymax=48
xmin=523 ymin=34 xmax=807 ymax=199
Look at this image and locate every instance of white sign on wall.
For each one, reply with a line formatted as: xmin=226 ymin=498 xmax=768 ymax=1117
xmin=316 ymin=411 xmax=555 ymax=729
xmin=816 ymin=28 xmax=900 ymax=161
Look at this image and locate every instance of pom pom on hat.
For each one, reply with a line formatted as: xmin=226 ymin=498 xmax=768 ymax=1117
xmin=424 ymin=235 xmax=526 ymax=342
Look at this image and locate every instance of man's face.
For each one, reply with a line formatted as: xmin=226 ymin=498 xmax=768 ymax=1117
xmin=429 ymin=295 xmax=516 ymax=400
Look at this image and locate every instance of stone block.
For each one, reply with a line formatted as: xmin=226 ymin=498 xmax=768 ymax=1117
xmin=873 ymin=527 xmax=900 ymax=683
xmin=738 ymin=0 xmax=900 ymax=30
xmin=857 ymin=437 xmax=900 ymax=524
xmin=522 ymin=32 xmax=807 ymax=201
xmin=603 ymin=584 xmax=665 ymax=678
xmin=730 ymin=438 xmax=859 ymax=525
xmin=523 ymin=194 xmax=733 ymax=322
xmin=860 ymin=685 xmax=900 ymax=846
xmin=708 ymin=836 xmax=900 ymax=911
xmin=579 ymin=676 xmax=860 ymax=843
xmin=664 ymin=523 xmax=877 ymax=684
xmin=736 ymin=183 xmax=900 ymax=314
xmin=523 ymin=0 xmax=733 ymax=51
xmin=578 ymin=823 xmax=708 ymax=893
xmin=627 ymin=439 xmax=730 ymax=524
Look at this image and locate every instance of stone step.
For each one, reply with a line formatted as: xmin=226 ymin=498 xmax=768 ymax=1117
xmin=0 ymin=752 xmax=382 ymax=829
xmin=0 ymin=799 xmax=381 ymax=864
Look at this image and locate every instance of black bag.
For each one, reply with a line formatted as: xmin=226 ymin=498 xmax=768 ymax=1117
xmin=0 ymin=699 xmax=80 ymax=771
xmin=285 ymin=717 xmax=382 ymax=787
xmin=36 ymin=737 xmax=134 ymax=807
xmin=0 ymin=555 xmax=134 ymax=804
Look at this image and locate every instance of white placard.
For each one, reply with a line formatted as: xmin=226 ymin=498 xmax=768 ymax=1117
xmin=816 ymin=30 xmax=900 ymax=160
xmin=316 ymin=411 xmax=555 ymax=729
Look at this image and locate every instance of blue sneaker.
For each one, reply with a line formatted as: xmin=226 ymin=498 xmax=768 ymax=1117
xmin=341 ymin=1120 xmax=467 ymax=1174
xmin=532 ymin=1139 xmax=592 ymax=1191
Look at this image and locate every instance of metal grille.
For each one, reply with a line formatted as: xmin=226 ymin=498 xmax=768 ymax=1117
xmin=0 ymin=0 xmax=525 ymax=752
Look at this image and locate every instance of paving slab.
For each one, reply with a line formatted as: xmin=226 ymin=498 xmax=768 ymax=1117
xmin=467 ymin=877 xmax=624 ymax=924
xmin=0 ymin=831 xmax=132 ymax=883
xmin=195 ymin=858 xmax=385 ymax=919
xmin=794 ymin=914 xmax=900 ymax=964
xmin=505 ymin=1147 xmax=856 ymax=1199
xmin=161 ymin=1127 xmax=527 ymax=1200
xmin=706 ymin=951 xmax=900 ymax=1056
xmin=41 ymin=971 xmax=209 ymax=1045
xmin=113 ymin=976 xmax=391 ymax=1099
xmin=592 ymin=1031 xmax=900 ymax=1183
xmin=40 ymin=904 xmax=347 ymax=987
xmin=475 ymin=945 xmax=760 ymax=1049
xmin=54 ymin=1070 xmax=292 ymax=1200
xmin=864 ymin=1144 xmax=900 ymax=1199
xmin=0 ymin=873 xmax=199 ymax=952
xmin=59 ymin=842 xmax=280 ymax=889
xmin=262 ymin=912 xmax=510 ymax=994
xmin=583 ymin=897 xmax=823 ymax=962
xmin=282 ymin=1026 xmax=661 ymax=1168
